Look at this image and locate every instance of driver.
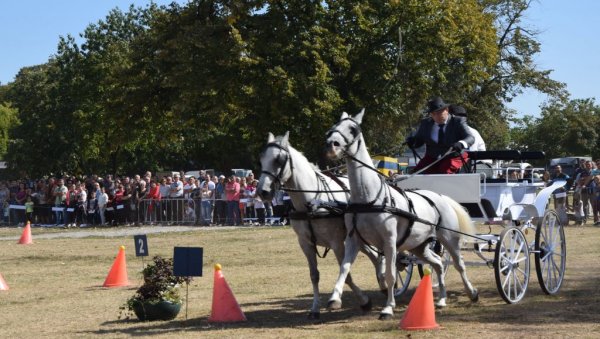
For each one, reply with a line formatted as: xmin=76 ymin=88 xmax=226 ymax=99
xmin=406 ymin=96 xmax=474 ymax=174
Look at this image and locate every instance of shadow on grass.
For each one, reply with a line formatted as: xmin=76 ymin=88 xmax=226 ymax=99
xmin=84 ymin=291 xmax=390 ymax=336
xmin=84 ymin=267 xmax=600 ymax=336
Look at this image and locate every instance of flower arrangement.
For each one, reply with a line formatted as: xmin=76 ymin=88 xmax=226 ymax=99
xmin=119 ymin=255 xmax=192 ymax=320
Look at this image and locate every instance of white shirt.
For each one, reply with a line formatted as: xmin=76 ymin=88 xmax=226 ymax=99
xmin=170 ymin=179 xmax=184 ymax=198
xmin=97 ymin=192 xmax=108 ymax=207
xmin=467 ymin=126 xmax=486 ymax=152
xmin=183 ymin=183 xmax=197 ymax=199
xmin=78 ymin=190 xmax=87 ymax=203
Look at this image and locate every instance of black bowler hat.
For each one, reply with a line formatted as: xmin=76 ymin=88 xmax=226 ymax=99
xmin=449 ymin=104 xmax=467 ymax=117
xmin=425 ymin=96 xmax=450 ymax=113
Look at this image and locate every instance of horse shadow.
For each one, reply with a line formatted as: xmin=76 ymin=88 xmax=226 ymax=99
xmin=82 ymin=274 xmax=599 ymax=336
xmin=83 ymin=290 xmax=393 ymax=336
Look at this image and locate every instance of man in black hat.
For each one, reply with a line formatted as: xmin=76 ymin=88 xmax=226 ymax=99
xmin=406 ymin=97 xmax=474 ymax=174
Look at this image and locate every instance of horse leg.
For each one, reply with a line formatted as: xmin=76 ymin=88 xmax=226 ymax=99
xmin=412 ymin=242 xmax=447 ymax=307
xmin=328 ymin=236 xmax=359 ymax=311
xmin=333 ymin=245 xmax=372 ymax=312
xmin=444 ymin=236 xmax=479 ymax=302
xmin=298 ymin=241 xmax=322 ymax=319
xmin=379 ymin=240 xmax=397 ymax=320
xmin=360 ymin=244 xmax=387 ymax=293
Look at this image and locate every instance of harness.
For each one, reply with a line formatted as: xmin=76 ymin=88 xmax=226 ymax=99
xmin=327 ymin=117 xmax=444 ymax=254
xmin=261 ymin=141 xmax=351 ymax=258
xmin=347 ymin=188 xmax=443 ymax=254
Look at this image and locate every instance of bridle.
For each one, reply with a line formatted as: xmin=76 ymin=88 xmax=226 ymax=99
xmin=260 ymin=142 xmax=293 ymax=189
xmin=326 ymin=117 xmax=390 ymax=206
xmin=261 ymin=141 xmax=349 ymax=196
xmin=326 ymin=117 xmax=363 ymax=158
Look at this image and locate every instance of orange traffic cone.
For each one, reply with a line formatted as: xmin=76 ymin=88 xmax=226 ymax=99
xmin=103 ymin=246 xmax=130 ymax=287
xmin=399 ymin=268 xmax=440 ymax=330
xmin=0 ymin=273 xmax=9 ymax=291
xmin=208 ymin=264 xmax=247 ymax=322
xmin=17 ymin=221 xmax=33 ymax=245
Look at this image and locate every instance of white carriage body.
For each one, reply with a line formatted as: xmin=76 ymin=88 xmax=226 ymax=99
xmin=392 ymin=150 xmax=567 ymax=303
xmin=395 ymin=173 xmax=567 ymax=222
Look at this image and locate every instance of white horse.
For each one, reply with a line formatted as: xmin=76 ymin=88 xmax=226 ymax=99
xmin=257 ymin=132 xmax=387 ymax=319
xmin=324 ymin=110 xmax=479 ymax=320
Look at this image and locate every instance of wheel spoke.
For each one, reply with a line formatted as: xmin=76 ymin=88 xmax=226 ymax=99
xmin=545 ymin=262 xmax=556 ymax=289
xmin=502 ymin=269 xmax=511 ymax=290
xmin=515 ymin=269 xmax=525 ymax=292
xmin=514 ymin=256 xmax=528 ymax=264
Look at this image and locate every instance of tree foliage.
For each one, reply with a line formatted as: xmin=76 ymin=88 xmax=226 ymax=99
xmin=511 ymin=98 xmax=600 ymax=159
xmin=1 ymin=0 xmax=567 ymax=177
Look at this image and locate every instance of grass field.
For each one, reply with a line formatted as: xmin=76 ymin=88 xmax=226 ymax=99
xmin=0 ymin=224 xmax=599 ymax=338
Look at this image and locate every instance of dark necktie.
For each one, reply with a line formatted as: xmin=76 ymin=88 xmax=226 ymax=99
xmin=437 ymin=123 xmax=445 ymax=144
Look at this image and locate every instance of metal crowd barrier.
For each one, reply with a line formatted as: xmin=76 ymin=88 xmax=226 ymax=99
xmin=5 ymin=198 xmax=202 ymax=226
xmin=137 ymin=198 xmax=199 ymax=225
xmin=4 ymin=197 xmax=287 ymax=227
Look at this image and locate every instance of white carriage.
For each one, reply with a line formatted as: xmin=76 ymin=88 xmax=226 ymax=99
xmin=394 ymin=150 xmax=567 ymax=303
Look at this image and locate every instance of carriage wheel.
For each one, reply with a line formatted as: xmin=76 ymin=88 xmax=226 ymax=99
xmin=494 ymin=227 xmax=530 ymax=304
xmin=394 ymin=254 xmax=413 ymax=297
xmin=535 ymin=209 xmax=566 ymax=295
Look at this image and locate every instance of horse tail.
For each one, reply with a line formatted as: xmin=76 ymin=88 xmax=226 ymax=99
xmin=442 ymin=195 xmax=475 ymax=238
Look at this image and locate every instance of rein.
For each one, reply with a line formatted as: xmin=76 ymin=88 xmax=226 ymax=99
xmin=262 ymin=141 xmax=352 ymax=258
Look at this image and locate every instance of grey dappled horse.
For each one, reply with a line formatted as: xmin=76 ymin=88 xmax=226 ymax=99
xmin=257 ymin=132 xmax=387 ymax=319
xmin=324 ymin=110 xmax=478 ymax=320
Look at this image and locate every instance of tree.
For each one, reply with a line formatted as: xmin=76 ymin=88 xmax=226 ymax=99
xmin=0 ymin=102 xmax=18 ymax=159
xmin=473 ymin=0 xmax=567 ymax=149
xmin=512 ymin=98 xmax=600 ymax=159
xmin=2 ymin=0 xmax=568 ymax=176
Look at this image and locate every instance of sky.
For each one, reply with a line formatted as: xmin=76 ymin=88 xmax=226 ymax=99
xmin=0 ymin=0 xmax=597 ymax=118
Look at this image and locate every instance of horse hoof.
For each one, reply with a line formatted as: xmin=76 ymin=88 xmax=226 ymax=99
xmin=327 ymin=300 xmax=342 ymax=310
xmin=378 ymin=313 xmax=393 ymax=321
xmin=307 ymin=312 xmax=320 ymax=320
xmin=471 ymin=289 xmax=479 ymax=302
xmin=360 ymin=298 xmax=372 ymax=312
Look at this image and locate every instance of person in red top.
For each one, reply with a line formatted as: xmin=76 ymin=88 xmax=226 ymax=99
xmin=145 ymin=181 xmax=161 ymax=224
xmin=113 ymin=184 xmax=125 ymax=225
xmin=225 ymin=174 xmax=241 ymax=225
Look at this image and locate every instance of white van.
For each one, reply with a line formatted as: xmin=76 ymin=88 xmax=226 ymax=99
xmin=231 ymin=169 xmax=253 ymax=178
xmin=184 ymin=169 xmax=214 ymax=179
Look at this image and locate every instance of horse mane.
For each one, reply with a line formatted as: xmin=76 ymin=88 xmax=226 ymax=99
xmin=274 ymin=135 xmax=320 ymax=172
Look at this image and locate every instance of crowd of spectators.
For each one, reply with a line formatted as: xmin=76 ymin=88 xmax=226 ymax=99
xmin=550 ymin=159 xmax=600 ymax=226
xmin=0 ymin=170 xmax=292 ymax=228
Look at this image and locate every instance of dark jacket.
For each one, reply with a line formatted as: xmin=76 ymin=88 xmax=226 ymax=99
xmin=412 ymin=115 xmax=474 ymax=159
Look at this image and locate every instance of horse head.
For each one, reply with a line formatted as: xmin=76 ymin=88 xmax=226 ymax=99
xmin=325 ymin=109 xmax=365 ymax=160
xmin=257 ymin=131 xmax=292 ymax=201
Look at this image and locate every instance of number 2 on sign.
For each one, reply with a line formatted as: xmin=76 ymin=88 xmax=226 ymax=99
xmin=138 ymin=238 xmax=145 ymax=254
xmin=133 ymin=235 xmax=148 ymax=257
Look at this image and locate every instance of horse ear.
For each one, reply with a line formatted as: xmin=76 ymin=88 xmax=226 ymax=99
xmin=354 ymin=108 xmax=365 ymax=124
xmin=267 ymin=132 xmax=275 ymax=143
xmin=281 ymin=131 xmax=290 ymax=147
xmin=341 ymin=111 xmax=349 ymax=120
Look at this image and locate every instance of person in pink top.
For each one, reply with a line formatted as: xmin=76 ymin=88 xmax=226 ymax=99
xmin=225 ymin=174 xmax=241 ymax=225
